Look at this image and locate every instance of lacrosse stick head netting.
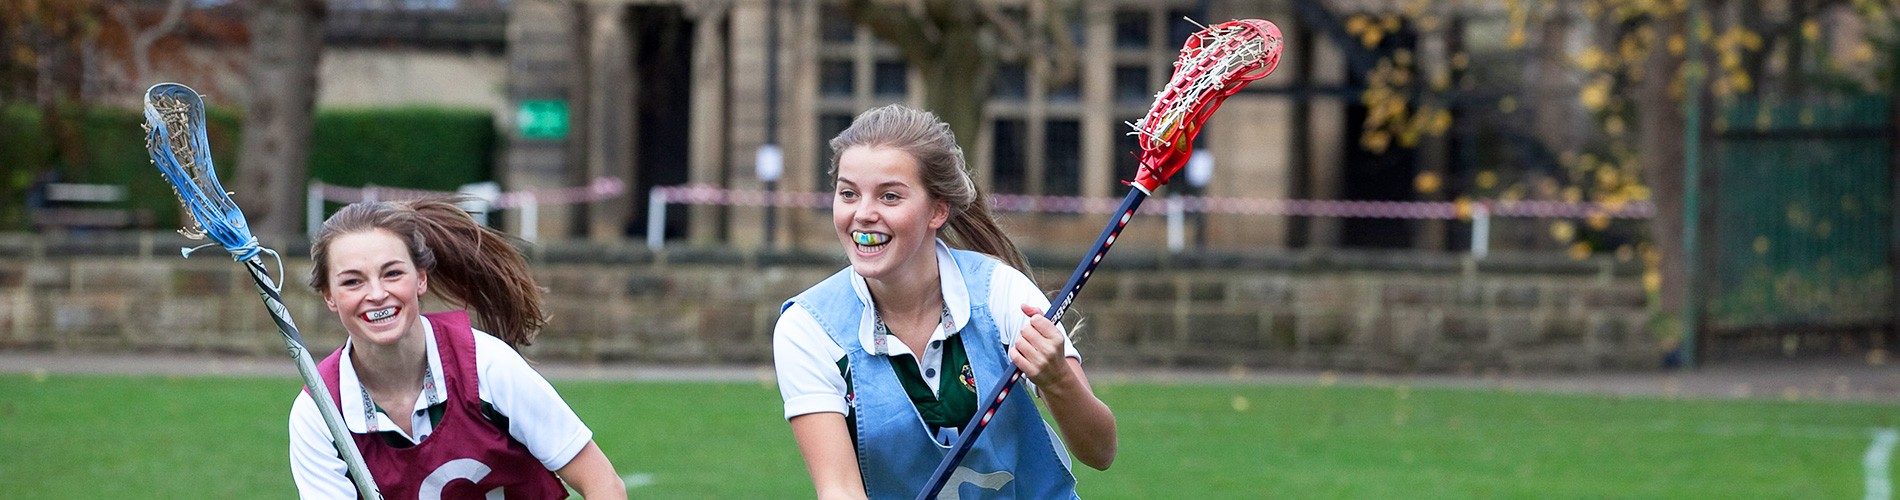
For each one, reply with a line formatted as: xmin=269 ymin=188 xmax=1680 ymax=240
xmin=1129 ymin=19 xmax=1284 ymax=193
xmin=143 ymin=82 xmax=263 ymax=261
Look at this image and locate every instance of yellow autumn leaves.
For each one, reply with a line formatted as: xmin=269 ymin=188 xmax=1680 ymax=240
xmin=1359 ymin=54 xmax=1454 ymax=154
xmin=1346 ymin=0 xmax=1883 ymax=270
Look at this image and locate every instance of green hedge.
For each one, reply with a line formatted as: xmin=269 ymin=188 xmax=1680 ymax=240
xmin=308 ymin=107 xmax=495 ymax=191
xmin=0 ymin=105 xmax=241 ymax=229
xmin=0 ymin=104 xmax=495 ymax=231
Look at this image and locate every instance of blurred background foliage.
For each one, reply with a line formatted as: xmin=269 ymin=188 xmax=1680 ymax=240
xmin=0 ymin=105 xmax=495 ymax=231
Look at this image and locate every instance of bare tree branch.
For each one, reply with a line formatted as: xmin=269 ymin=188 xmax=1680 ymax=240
xmin=839 ymin=0 xmax=934 ymax=63
xmin=980 ymin=0 xmax=1026 ymax=61
xmin=971 ymin=0 xmax=1025 ymax=48
xmin=1038 ymin=0 xmax=1078 ymax=88
xmin=970 ymin=0 xmax=1079 ymax=88
xmin=112 ymin=0 xmax=188 ymax=83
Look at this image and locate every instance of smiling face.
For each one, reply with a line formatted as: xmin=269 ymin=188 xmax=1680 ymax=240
xmin=833 ymin=146 xmax=950 ymax=284
xmin=320 ymin=229 xmax=429 ymax=348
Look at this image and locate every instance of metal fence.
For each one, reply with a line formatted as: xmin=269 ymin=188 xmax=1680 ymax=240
xmin=1707 ymin=93 xmax=1895 ymax=355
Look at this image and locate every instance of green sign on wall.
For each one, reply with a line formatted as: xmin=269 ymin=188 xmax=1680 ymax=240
xmin=517 ymin=99 xmax=569 ymax=139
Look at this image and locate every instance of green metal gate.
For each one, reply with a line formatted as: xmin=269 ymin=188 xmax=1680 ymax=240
xmin=1707 ymin=94 xmax=1893 ymax=355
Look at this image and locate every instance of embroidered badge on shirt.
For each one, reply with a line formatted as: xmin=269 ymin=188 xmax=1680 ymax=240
xmin=871 ymin=318 xmax=890 ymax=356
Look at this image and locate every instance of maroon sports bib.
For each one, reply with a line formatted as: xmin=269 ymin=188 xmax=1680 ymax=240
xmin=316 ymin=311 xmax=567 ymax=499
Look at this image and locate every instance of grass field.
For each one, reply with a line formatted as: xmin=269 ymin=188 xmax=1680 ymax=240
xmin=2 ymin=373 xmax=1895 ymax=498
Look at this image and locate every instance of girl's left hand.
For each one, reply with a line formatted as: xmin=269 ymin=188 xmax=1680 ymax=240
xmin=1011 ymin=304 xmax=1072 ymax=388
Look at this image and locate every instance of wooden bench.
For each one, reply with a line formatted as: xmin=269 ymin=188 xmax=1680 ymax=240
xmin=30 ymin=183 xmax=152 ymax=231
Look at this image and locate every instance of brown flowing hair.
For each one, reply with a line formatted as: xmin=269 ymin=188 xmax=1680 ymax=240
xmin=828 ymin=104 xmax=1031 ymax=276
xmin=307 ymin=195 xmax=548 ymax=348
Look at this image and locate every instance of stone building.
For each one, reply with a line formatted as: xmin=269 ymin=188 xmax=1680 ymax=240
xmin=501 ymin=0 xmax=1386 ymax=254
xmin=72 ymin=0 xmax=1539 ymax=254
xmin=304 ymin=0 xmax=1570 ymax=255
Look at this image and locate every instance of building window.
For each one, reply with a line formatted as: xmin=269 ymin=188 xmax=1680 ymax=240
xmin=398 ymin=0 xmax=455 ymax=9
xmin=1114 ymin=10 xmax=1149 ymax=49
xmin=816 ymin=113 xmax=855 ymax=188
xmin=994 ymin=63 xmax=1027 ymax=101
xmin=992 ymin=119 xmax=1026 ymax=194
xmin=1166 ymin=8 xmax=1199 ymax=46
xmin=1115 ymin=65 xmax=1150 ymax=103
xmin=873 ymin=61 xmax=908 ymax=97
xmin=820 ymin=60 xmax=853 ymax=97
xmin=1067 ymin=16 xmax=1086 ymax=48
xmin=1049 ymin=77 xmax=1080 ymax=102
xmin=820 ymin=4 xmax=856 ymax=43
xmin=1045 ymin=120 xmax=1081 ymax=196
xmin=1112 ymin=117 xmax=1142 ymax=190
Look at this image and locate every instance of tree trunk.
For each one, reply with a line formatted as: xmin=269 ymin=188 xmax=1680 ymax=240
xmin=236 ymin=0 xmax=323 ymax=242
xmin=1636 ymin=11 xmax=1693 ymax=349
xmin=922 ymin=25 xmax=993 ymax=165
xmin=837 ymin=0 xmax=1050 ymax=174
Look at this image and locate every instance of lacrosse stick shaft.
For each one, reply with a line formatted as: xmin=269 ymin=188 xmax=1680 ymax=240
xmin=244 ymin=258 xmax=382 ymax=499
xmin=142 ymin=82 xmax=381 ymax=498
xmin=916 ymin=188 xmax=1149 ymax=500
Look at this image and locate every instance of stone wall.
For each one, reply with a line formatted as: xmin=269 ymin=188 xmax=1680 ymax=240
xmin=0 ymin=233 xmax=1659 ymax=373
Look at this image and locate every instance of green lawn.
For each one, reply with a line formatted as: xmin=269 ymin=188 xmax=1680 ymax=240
xmin=1 ymin=373 xmax=1893 ymax=498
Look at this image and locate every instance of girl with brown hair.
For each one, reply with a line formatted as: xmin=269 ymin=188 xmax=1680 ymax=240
xmin=774 ymin=104 xmax=1117 ymax=499
xmin=288 ymin=196 xmax=624 ymax=498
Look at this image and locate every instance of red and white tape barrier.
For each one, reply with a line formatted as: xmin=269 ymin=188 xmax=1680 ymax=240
xmin=645 ymin=184 xmax=1654 ymax=255
xmin=649 ymin=184 xmax=1654 ymax=219
xmin=310 ymin=176 xmax=624 ymax=209
xmin=307 ymin=177 xmax=625 ymax=242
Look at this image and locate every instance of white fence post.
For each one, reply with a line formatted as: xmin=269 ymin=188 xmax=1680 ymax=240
xmin=519 ymin=193 xmax=538 ymax=243
xmin=647 ymin=187 xmax=667 ymax=251
xmin=307 ymin=181 xmax=323 ymax=239
xmin=457 ymin=181 xmax=501 ymax=227
xmin=1471 ymin=202 xmax=1490 ymax=259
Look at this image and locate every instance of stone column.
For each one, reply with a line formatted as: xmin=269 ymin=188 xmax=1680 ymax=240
xmin=1024 ymin=0 xmax=1050 ymax=197
xmin=1079 ymin=2 xmax=1115 ymax=199
xmin=504 ymin=0 xmax=582 ymax=239
xmin=725 ymin=0 xmax=774 ymax=249
xmin=688 ymin=3 xmax=732 ymax=246
xmin=784 ymin=0 xmax=823 ymax=251
xmin=587 ymin=4 xmax=635 ymax=242
xmin=1305 ymin=25 xmax=1348 ymax=249
xmin=1208 ymin=98 xmax=1293 ymax=248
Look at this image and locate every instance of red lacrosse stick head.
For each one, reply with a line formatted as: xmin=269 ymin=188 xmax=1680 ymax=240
xmin=1130 ymin=19 xmax=1284 ymax=193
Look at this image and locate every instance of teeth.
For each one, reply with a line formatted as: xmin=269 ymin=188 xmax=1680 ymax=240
xmin=365 ymin=308 xmax=397 ymax=321
xmin=853 ymin=232 xmax=889 ymax=246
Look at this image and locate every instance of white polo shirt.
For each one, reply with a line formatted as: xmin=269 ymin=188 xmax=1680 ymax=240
xmin=775 ymin=240 xmax=1079 ymax=420
xmin=288 ymin=315 xmax=592 ymax=498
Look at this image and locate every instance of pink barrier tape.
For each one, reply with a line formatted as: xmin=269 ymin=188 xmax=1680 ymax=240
xmin=1482 ymin=199 xmax=1655 ymax=219
xmin=312 ymin=177 xmax=626 ymax=209
xmin=650 ymin=185 xmax=1655 ymax=220
xmin=650 ymin=184 xmax=830 ymax=209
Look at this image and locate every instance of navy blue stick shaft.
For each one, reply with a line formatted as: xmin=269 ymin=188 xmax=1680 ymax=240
xmin=915 ymin=187 xmax=1149 ymax=499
